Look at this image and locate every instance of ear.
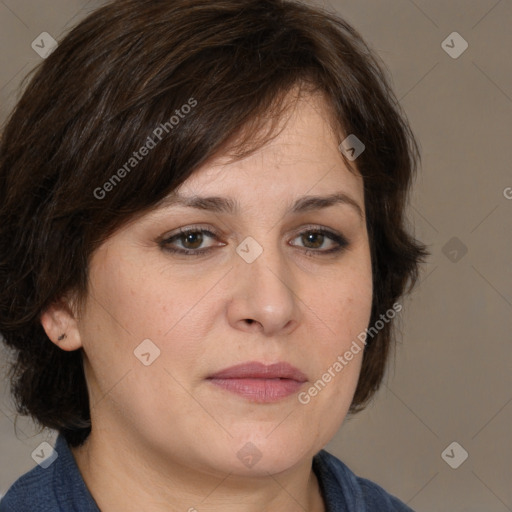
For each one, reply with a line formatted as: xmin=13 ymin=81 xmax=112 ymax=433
xmin=40 ymin=294 xmax=83 ymax=351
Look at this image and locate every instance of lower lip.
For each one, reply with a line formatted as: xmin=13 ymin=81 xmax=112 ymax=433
xmin=208 ymin=378 xmax=304 ymax=402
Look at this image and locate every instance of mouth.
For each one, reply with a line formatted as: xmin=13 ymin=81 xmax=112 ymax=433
xmin=206 ymin=361 xmax=308 ymax=403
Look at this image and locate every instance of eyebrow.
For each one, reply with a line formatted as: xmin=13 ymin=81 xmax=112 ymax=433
xmin=158 ymin=191 xmax=364 ymax=219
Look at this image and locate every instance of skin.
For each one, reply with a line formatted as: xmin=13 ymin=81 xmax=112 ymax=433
xmin=41 ymin=89 xmax=373 ymax=512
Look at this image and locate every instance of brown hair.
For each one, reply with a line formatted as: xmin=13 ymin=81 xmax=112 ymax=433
xmin=0 ymin=0 xmax=428 ymax=447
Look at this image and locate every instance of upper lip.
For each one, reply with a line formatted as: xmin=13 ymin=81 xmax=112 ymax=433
xmin=208 ymin=361 xmax=308 ymax=382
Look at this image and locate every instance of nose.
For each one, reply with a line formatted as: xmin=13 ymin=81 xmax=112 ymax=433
xmin=226 ymin=238 xmax=300 ymax=337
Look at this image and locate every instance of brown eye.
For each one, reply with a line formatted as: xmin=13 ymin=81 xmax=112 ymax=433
xmin=290 ymin=228 xmax=349 ymax=255
xmin=301 ymin=231 xmax=326 ymax=249
xmin=180 ymin=231 xmax=205 ymax=250
xmin=160 ymin=228 xmax=222 ymax=256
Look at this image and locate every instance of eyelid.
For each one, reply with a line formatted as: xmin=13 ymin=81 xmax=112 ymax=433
xmin=160 ymin=224 xmax=223 ymax=242
xmin=159 ymin=223 xmax=349 ymax=256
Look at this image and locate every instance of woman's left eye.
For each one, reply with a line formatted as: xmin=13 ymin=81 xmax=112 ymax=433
xmin=292 ymin=229 xmax=348 ymax=255
xmin=160 ymin=226 xmax=349 ymax=257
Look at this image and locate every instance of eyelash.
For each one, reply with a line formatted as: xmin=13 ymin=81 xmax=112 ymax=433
xmin=159 ymin=225 xmax=349 ymax=257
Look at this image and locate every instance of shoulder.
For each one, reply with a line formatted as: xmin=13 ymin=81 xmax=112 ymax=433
xmin=0 ymin=461 xmax=57 ymax=512
xmin=0 ymin=435 xmax=99 ymax=512
xmin=313 ymin=449 xmax=415 ymax=511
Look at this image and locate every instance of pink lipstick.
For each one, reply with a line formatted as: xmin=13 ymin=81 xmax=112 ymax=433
xmin=207 ymin=361 xmax=307 ymax=402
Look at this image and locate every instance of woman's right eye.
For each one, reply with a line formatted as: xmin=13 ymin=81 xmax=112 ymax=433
xmin=160 ymin=227 xmax=223 ymax=256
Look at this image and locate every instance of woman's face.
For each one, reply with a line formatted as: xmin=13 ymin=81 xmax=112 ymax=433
xmin=62 ymin=91 xmax=373 ymax=476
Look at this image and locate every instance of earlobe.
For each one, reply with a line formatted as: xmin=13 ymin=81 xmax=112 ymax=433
xmin=40 ymin=298 xmax=83 ymax=351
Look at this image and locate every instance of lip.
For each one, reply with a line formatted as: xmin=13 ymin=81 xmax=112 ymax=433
xmin=207 ymin=361 xmax=308 ymax=403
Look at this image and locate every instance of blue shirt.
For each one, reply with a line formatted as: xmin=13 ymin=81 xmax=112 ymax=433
xmin=1 ymin=434 xmax=414 ymax=511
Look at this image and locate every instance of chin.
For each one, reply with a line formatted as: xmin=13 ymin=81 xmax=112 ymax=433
xmin=214 ymin=431 xmax=318 ymax=477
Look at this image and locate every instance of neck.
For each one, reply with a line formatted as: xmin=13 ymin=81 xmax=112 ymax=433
xmin=70 ymin=428 xmax=326 ymax=512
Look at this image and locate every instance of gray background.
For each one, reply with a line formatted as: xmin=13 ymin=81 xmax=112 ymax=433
xmin=1 ymin=0 xmax=511 ymax=510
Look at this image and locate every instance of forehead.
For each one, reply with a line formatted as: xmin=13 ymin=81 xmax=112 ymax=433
xmin=166 ymin=91 xmax=363 ymax=206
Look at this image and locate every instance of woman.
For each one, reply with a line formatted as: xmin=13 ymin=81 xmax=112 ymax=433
xmin=0 ymin=0 xmax=428 ymax=510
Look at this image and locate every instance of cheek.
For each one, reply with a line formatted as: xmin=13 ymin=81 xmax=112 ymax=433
xmin=305 ymin=249 xmax=372 ymax=399
xmin=83 ymin=249 xmax=189 ymax=338
xmin=314 ymin=289 xmax=370 ymax=386
xmin=80 ymin=250 xmax=221 ymax=379
xmin=78 ymin=254 xmax=211 ymax=419
xmin=321 ymin=253 xmax=373 ymax=343
xmin=300 ymin=270 xmax=371 ymax=430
